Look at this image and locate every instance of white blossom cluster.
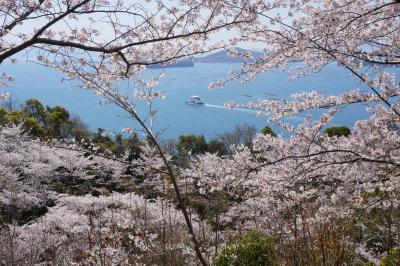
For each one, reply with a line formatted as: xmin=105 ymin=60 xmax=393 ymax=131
xmin=185 ymin=106 xmax=400 ymax=261
xmin=0 ymin=125 xmax=217 ymax=265
xmin=0 ymin=125 xmax=124 ymax=210
xmin=1 ymin=192 xmax=196 ymax=265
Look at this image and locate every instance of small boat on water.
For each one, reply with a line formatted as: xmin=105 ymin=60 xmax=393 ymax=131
xmin=185 ymin=95 xmax=204 ymax=105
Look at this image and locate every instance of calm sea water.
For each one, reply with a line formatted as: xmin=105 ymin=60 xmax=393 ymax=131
xmin=2 ymin=62 xmax=396 ymax=140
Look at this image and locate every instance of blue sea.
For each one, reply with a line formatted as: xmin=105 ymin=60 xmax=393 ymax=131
xmin=2 ymin=62 xmax=397 ymax=140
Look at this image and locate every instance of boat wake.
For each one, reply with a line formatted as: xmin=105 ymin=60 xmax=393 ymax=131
xmin=204 ymin=104 xmax=258 ymax=113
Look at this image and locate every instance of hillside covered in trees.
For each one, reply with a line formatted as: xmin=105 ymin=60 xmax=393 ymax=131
xmin=1 ymin=0 xmax=400 ymax=265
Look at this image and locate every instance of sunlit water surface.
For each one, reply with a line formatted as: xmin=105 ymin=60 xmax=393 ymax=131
xmin=3 ymin=62 xmax=397 ymax=140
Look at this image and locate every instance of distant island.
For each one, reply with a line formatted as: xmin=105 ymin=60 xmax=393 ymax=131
xmin=194 ymin=48 xmax=262 ymax=63
xmin=147 ymin=48 xmax=263 ymax=68
xmin=147 ymin=59 xmax=194 ymax=69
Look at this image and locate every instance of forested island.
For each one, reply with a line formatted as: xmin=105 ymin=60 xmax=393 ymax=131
xmin=147 ymin=48 xmax=262 ymax=68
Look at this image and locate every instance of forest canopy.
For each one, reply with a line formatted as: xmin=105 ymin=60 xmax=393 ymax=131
xmin=1 ymin=0 xmax=400 ymax=265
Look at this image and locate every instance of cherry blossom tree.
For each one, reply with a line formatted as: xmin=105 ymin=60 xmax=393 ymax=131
xmin=198 ymin=0 xmax=400 ymax=263
xmin=1 ymin=191 xmax=215 ymax=265
xmin=216 ymin=0 xmax=400 ymax=117
xmin=0 ymin=125 xmax=218 ymax=265
xmin=0 ymin=1 xmax=257 ymax=264
xmin=184 ymin=107 xmax=400 ymax=263
xmin=2 ymin=0 xmax=400 ymax=264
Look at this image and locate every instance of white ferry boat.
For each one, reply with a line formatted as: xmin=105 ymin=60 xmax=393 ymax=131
xmin=185 ymin=96 xmax=204 ymax=105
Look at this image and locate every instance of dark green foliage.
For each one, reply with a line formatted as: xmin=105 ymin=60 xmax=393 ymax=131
xmin=213 ymin=230 xmax=276 ymax=266
xmin=173 ymin=124 xmax=258 ymax=160
xmin=45 ymin=105 xmax=70 ymax=137
xmin=0 ymin=98 xmax=89 ymax=139
xmin=0 ymin=107 xmax=7 ymax=125
xmin=184 ymin=191 xmax=230 ymax=224
xmin=177 ymin=134 xmax=208 ymax=155
xmin=92 ymin=128 xmax=115 ymax=153
xmin=380 ymin=249 xmax=399 ymax=266
xmin=4 ymin=109 xmax=44 ymax=136
xmin=325 ymin=126 xmax=351 ymax=137
xmin=261 ymin=126 xmax=277 ymax=137
xmin=23 ymin=98 xmax=47 ymax=123
xmin=91 ymin=129 xmax=142 ymax=160
xmin=0 ymin=201 xmax=54 ymax=226
xmin=207 ymin=140 xmax=228 ymax=155
xmin=175 ymin=135 xmax=228 ymax=158
xmin=173 ymin=134 xmax=209 ymax=167
xmin=174 ymin=135 xmax=230 ymax=167
xmin=124 ymin=134 xmax=142 ymax=161
xmin=0 ymin=99 xmax=142 ymax=159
